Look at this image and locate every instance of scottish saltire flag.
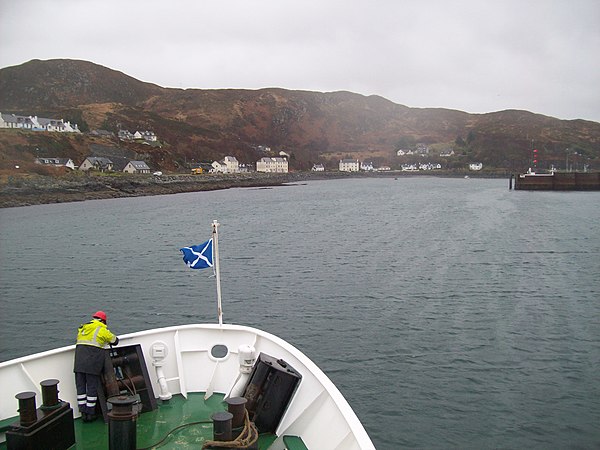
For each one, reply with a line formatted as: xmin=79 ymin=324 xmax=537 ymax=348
xmin=180 ymin=239 xmax=213 ymax=269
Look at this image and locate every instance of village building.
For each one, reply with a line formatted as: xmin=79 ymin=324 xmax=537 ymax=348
xmin=312 ymin=164 xmax=325 ymax=172
xmin=118 ymin=130 xmax=134 ymax=141
xmin=361 ymin=161 xmax=374 ymax=171
xmin=211 ymin=156 xmax=240 ymax=173
xmin=256 ymin=157 xmax=288 ymax=173
xmin=123 ymin=160 xmax=151 ymax=174
xmin=0 ymin=113 xmax=79 ymax=132
xmin=119 ymin=130 xmax=157 ymax=142
xmin=469 ymin=162 xmax=483 ymax=171
xmin=339 ymin=159 xmax=359 ymax=172
xmin=79 ymin=156 xmax=114 ymax=172
xmin=35 ymin=157 xmax=76 ymax=170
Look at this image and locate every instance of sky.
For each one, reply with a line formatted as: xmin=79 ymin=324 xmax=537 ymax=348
xmin=1 ymin=0 xmax=599 ymax=122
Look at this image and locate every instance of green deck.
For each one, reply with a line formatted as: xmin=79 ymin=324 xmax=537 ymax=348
xmin=1 ymin=393 xmax=277 ymax=449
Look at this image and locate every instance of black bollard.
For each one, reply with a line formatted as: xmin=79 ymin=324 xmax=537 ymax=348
xmin=211 ymin=411 xmax=233 ymax=441
xmin=107 ymin=395 xmax=138 ymax=450
xmin=16 ymin=391 xmax=37 ymax=426
xmin=226 ymin=396 xmax=248 ymax=439
xmin=40 ymin=379 xmax=60 ymax=409
xmin=226 ymin=397 xmax=247 ymax=428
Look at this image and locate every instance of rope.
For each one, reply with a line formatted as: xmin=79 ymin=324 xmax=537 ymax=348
xmin=202 ymin=410 xmax=259 ymax=449
xmin=136 ymin=420 xmax=213 ymax=449
xmin=137 ymin=410 xmax=258 ymax=450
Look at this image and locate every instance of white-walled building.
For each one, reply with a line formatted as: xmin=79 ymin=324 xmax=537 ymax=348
xmin=79 ymin=157 xmax=114 ymax=172
xmin=339 ymin=159 xmax=359 ymax=172
xmin=361 ymin=161 xmax=374 ymax=171
xmin=123 ymin=160 xmax=151 ymax=174
xmin=35 ymin=158 xmax=76 ymax=170
xmin=469 ymin=163 xmax=483 ymax=171
xmin=256 ymin=157 xmax=288 ymax=173
xmin=212 ymin=156 xmax=240 ymax=173
xmin=0 ymin=113 xmax=79 ymax=132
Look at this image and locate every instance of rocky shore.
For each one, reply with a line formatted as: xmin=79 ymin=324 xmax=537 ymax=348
xmin=0 ymin=170 xmax=505 ymax=208
xmin=0 ymin=171 xmax=355 ymax=208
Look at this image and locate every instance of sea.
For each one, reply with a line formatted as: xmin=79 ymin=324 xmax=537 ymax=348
xmin=1 ymin=177 xmax=599 ymax=449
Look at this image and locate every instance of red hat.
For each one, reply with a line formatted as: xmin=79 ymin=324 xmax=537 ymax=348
xmin=93 ymin=311 xmax=107 ymax=322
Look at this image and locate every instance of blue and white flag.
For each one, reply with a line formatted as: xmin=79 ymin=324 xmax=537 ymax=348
xmin=180 ymin=239 xmax=213 ymax=269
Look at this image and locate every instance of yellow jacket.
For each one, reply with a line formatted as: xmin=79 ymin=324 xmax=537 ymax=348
xmin=76 ymin=319 xmax=117 ymax=348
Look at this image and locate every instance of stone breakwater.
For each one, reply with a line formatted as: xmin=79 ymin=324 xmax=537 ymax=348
xmin=0 ymin=172 xmax=355 ymax=208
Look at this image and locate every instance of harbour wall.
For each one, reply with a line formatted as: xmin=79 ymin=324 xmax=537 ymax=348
xmin=512 ymin=172 xmax=600 ymax=191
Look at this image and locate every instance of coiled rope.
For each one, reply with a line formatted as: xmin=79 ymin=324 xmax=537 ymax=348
xmin=202 ymin=410 xmax=259 ymax=449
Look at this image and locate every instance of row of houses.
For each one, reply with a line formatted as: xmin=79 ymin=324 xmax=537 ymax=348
xmin=396 ymin=143 xmax=430 ymax=156
xmin=401 ymin=163 xmax=443 ymax=171
xmin=209 ymin=156 xmax=290 ymax=173
xmin=340 ymin=158 xmax=483 ymax=172
xmin=397 ymin=147 xmax=459 ymax=158
xmin=400 ymin=162 xmax=482 ymax=171
xmin=36 ymin=156 xmax=152 ymax=174
xmin=0 ymin=113 xmax=80 ymax=133
xmin=118 ymin=130 xmax=158 ymax=142
xmin=338 ymin=159 xmax=390 ymax=172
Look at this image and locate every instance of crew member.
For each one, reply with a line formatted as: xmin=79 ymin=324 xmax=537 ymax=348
xmin=74 ymin=310 xmax=118 ymax=422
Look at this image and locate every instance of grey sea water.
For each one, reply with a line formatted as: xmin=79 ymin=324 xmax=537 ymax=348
xmin=1 ymin=177 xmax=599 ymax=449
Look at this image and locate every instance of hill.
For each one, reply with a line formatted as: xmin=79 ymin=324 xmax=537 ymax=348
xmin=1 ymin=59 xmax=599 ymax=173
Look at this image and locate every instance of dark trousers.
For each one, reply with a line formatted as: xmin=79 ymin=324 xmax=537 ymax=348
xmin=75 ymin=372 xmax=100 ymax=415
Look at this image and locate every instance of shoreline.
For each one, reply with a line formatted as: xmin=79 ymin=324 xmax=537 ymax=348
xmin=0 ymin=172 xmax=347 ymax=208
xmin=0 ymin=170 xmax=506 ymax=208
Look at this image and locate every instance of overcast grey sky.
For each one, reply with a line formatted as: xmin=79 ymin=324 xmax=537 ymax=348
xmin=1 ymin=0 xmax=599 ymax=122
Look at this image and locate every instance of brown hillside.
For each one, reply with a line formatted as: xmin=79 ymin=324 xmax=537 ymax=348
xmin=1 ymin=59 xmax=599 ymax=172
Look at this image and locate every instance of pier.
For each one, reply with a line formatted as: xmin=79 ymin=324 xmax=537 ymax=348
xmin=511 ymin=172 xmax=600 ymax=190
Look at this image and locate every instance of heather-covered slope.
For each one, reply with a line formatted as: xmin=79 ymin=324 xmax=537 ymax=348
xmin=1 ymin=59 xmax=599 ymax=172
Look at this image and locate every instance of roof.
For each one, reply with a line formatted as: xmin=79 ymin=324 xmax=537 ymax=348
xmin=259 ymin=157 xmax=287 ymax=162
xmin=36 ymin=157 xmax=72 ymax=165
xmin=127 ymin=160 xmax=151 ymax=170
xmin=85 ymin=156 xmax=113 ymax=164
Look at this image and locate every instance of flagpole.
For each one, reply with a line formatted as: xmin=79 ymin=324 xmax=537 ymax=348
xmin=212 ymin=220 xmax=223 ymax=326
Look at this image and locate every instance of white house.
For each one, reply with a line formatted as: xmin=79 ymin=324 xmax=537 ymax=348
xmin=141 ymin=131 xmax=157 ymax=142
xmin=339 ymin=159 xmax=359 ymax=172
xmin=35 ymin=157 xmax=76 ymax=170
xmin=361 ymin=161 xmax=374 ymax=171
xmin=311 ymin=164 xmax=325 ymax=172
xmin=256 ymin=157 xmax=288 ymax=173
xmin=212 ymin=156 xmax=240 ymax=173
xmin=123 ymin=160 xmax=151 ymax=174
xmin=469 ymin=163 xmax=483 ymax=171
xmin=118 ymin=130 xmax=134 ymax=141
xmin=224 ymin=156 xmax=239 ymax=173
xmin=79 ymin=157 xmax=114 ymax=172
xmin=211 ymin=160 xmax=226 ymax=173
xmin=0 ymin=113 xmax=79 ymax=132
xmin=401 ymin=164 xmax=418 ymax=171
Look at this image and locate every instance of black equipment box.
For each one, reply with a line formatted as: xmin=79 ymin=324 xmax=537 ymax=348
xmin=6 ymin=402 xmax=74 ymax=450
xmin=98 ymin=344 xmax=157 ymax=422
xmin=243 ymin=353 xmax=302 ymax=433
